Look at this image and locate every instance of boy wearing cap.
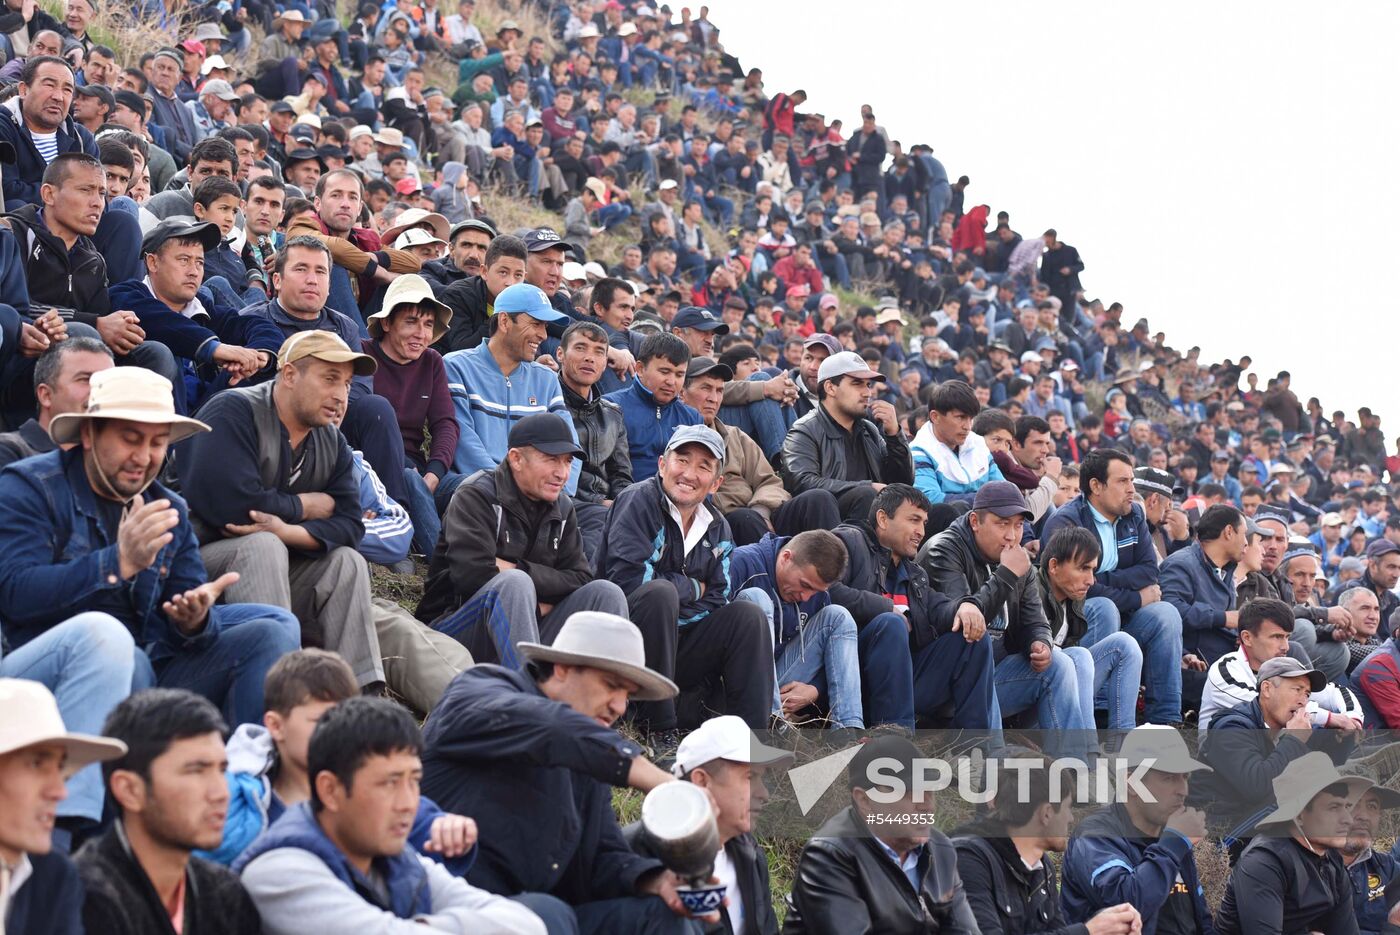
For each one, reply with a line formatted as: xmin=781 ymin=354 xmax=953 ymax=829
xmin=784 ymin=735 xmax=979 ymax=934
xmin=601 ymin=423 xmax=775 ymax=732
xmin=1215 ymin=752 xmax=1374 ymax=935
xmin=781 ymin=350 xmax=914 ymax=523
xmin=109 ymin=218 xmax=284 ymax=411
xmin=76 ymin=689 xmax=260 ymax=935
xmin=625 ymin=716 xmax=790 ymax=935
xmin=0 ymin=679 xmax=126 ymax=933
xmin=0 ymin=367 xmax=301 ymax=727
xmin=1062 ymin=725 xmax=1214 ymax=934
xmin=440 ymin=281 xmax=582 ymax=502
xmin=422 ymin=611 xmax=710 ymax=934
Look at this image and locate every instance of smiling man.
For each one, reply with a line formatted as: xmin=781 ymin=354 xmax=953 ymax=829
xmin=75 ymin=689 xmax=260 ymax=935
xmin=0 ymin=679 xmax=125 ymax=933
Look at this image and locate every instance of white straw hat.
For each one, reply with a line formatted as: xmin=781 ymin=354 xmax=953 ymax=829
xmin=0 ymin=679 xmax=127 ymax=775
xmin=49 ymin=368 xmax=209 ymax=446
xmin=518 ymin=612 xmax=678 ymax=701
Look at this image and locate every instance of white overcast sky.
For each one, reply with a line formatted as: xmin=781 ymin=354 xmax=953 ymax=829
xmin=700 ymin=0 xmax=1400 ymax=426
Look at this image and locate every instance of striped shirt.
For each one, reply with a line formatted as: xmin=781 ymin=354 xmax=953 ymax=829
xmin=31 ymin=131 xmax=57 ymax=165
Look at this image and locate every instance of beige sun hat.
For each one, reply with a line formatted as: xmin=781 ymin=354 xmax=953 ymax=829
xmin=0 ymin=680 xmax=127 ymax=776
xmin=49 ymin=368 xmax=210 ymax=446
xmin=393 ymin=227 xmax=447 ymax=254
xmin=273 ymin=8 xmax=307 ymax=23
xmin=1117 ymin=724 xmax=1211 ymax=774
xmin=382 ymin=207 xmax=450 ymax=246
xmin=373 ymin=126 xmax=406 ymax=148
xmin=1253 ymin=751 xmax=1377 ymax=828
xmin=518 ymin=611 xmax=678 ymax=702
xmin=367 ymin=274 xmax=453 ymax=343
xmin=277 ymin=330 xmax=377 ymax=377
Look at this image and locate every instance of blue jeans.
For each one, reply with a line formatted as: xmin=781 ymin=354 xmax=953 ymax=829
xmin=738 ymin=589 xmax=864 ymax=729
xmin=717 ymin=373 xmax=792 ymax=460
xmin=0 ymin=612 xmax=134 ymax=822
xmin=1084 ymin=596 xmax=1183 ymax=724
xmin=859 ymin=612 xmax=998 ymax=730
xmin=994 ymin=646 xmax=1095 ymax=759
xmin=143 ymin=603 xmax=301 ymax=727
xmin=402 ymin=468 xmax=443 ymax=555
xmin=596 ymin=202 xmax=633 ymax=230
xmin=1071 ymin=633 xmax=1142 ymax=730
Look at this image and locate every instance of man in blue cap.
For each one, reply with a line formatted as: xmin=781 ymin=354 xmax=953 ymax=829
xmin=439 ymin=281 xmax=581 ymax=510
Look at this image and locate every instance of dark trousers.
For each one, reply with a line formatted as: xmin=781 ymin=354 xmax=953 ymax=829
xmin=342 ymin=392 xmax=408 ymax=501
xmin=575 ymin=501 xmax=610 ymax=569
xmin=638 ymin=598 xmax=773 ymax=732
xmin=574 ymin=895 xmax=692 ymax=935
xmin=726 ymin=488 xmax=842 ymax=546
xmin=859 ymin=612 xmax=998 ymax=730
xmin=836 ymin=484 xmax=879 ymax=523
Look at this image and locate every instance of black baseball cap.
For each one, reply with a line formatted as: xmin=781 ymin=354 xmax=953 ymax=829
xmin=848 ymin=735 xmax=922 ymax=792
xmin=284 ymin=147 xmax=327 ymax=169
xmin=507 ymin=413 xmax=584 ymax=457
xmin=141 ymin=219 xmax=221 ymax=257
xmin=523 ymin=228 xmax=568 ymax=253
xmin=316 ymin=144 xmax=348 ymax=161
xmin=686 ymin=356 xmax=733 ymax=382
xmin=270 ymin=101 xmax=296 ymax=114
xmin=671 ymin=306 xmax=729 ymax=333
xmin=450 ymin=218 xmax=496 ymax=241
xmin=971 ymin=481 xmax=1033 ymax=520
xmin=76 ymin=84 xmax=115 ymax=114
xmin=114 ymin=89 xmax=146 ymax=115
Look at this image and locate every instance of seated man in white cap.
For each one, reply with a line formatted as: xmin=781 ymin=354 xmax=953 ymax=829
xmin=421 ymin=611 xmax=710 ymax=934
xmin=1216 ymin=751 xmax=1380 ymax=935
xmin=1062 ymin=725 xmax=1214 ymax=934
xmin=624 ymin=715 xmax=793 ymax=935
xmin=0 ymin=678 xmax=126 ymax=932
xmin=0 ymin=367 xmax=300 ymax=729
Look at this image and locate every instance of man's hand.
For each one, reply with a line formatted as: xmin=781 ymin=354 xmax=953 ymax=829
xmin=606 ymin=346 xmax=635 ymax=377
xmin=952 ymin=602 xmax=986 ymax=642
xmin=762 ymin=372 xmax=797 ymax=405
xmin=1182 ymin=653 xmax=1206 ymax=671
xmin=1137 ymin=584 xmax=1161 ymax=606
xmin=423 ymin=814 xmax=477 ymax=857
xmin=422 ymin=471 xmax=440 ymax=493
xmin=626 ymin=755 xmax=674 ymax=792
xmin=1284 ymin=703 xmax=1312 ymax=739
xmin=1041 ymin=455 xmax=1062 ymax=480
xmin=1000 ymin=543 xmax=1032 ymax=577
xmin=1163 ymin=806 xmax=1207 ymax=846
xmin=212 ymin=343 xmax=265 ymax=385
xmin=535 ymin=353 xmax=560 ymax=372
xmin=33 ymin=309 xmax=66 ymax=343
xmin=1326 ymin=712 xmax=1363 ymax=733
xmin=637 ymin=869 xmax=723 ymax=923
xmin=495 ymin=558 xmax=517 ymax=574
xmin=224 ymin=509 xmax=288 ymax=538
xmin=779 ymin=682 xmax=819 ymax=716
xmin=161 ymin=571 xmax=239 ymax=634
xmin=1326 ymin=605 xmax=1354 ymax=628
xmin=1028 ymin=640 xmax=1052 ymax=673
xmin=18 ymin=322 xmax=49 ymax=357
xmin=96 ymin=311 xmax=145 ymax=355
xmin=1086 ymin=904 xmax=1143 ymax=935
xmin=868 ymin=400 xmax=898 ymax=435
xmin=297 ymin=492 xmax=336 ymax=520
xmin=1164 ymin=508 xmax=1190 ymax=542
xmin=117 ymin=494 xmax=180 ymax=580
xmin=1223 ymin=610 xmax=1240 ymax=629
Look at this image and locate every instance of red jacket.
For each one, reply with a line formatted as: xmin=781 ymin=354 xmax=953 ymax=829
xmin=951 ymin=204 xmax=989 ymax=255
xmin=772 ymin=254 xmax=823 ymax=294
xmin=1357 ymin=641 xmax=1400 ymax=727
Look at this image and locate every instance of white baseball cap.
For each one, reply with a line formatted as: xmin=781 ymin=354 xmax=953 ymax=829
xmin=816 ymin=350 xmax=885 ymax=385
xmin=672 ymin=715 xmax=795 ymax=777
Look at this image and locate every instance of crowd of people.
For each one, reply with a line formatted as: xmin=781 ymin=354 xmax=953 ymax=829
xmin=1 ymin=0 xmax=1400 ymax=932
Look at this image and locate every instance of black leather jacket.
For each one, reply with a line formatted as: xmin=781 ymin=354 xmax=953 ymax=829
xmin=829 ymin=521 xmax=960 ymax=652
xmin=952 ymin=821 xmax=1086 ymax=935
xmin=780 ymin=403 xmax=913 ymax=497
xmin=624 ymin=822 xmax=778 ymax=935
xmin=918 ymin=512 xmax=1051 ymax=661
xmin=561 ymin=379 xmax=632 ymax=504
xmin=783 ymin=806 xmax=978 ymax=935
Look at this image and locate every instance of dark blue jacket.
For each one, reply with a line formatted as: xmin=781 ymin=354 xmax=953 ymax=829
xmin=1041 ymin=497 xmax=1159 ymax=616
xmin=601 ymin=473 xmax=733 ymax=626
xmin=0 ymin=449 xmax=223 ymax=662
xmin=1351 ymin=847 xmax=1399 ymax=935
xmin=602 ymin=378 xmax=701 ymax=483
xmin=729 ymin=532 xmax=829 ymax=655
xmin=1192 ymin=697 xmax=1323 ymax=831
xmin=5 ymin=850 xmax=84 ymax=935
xmin=0 ymin=106 xmax=98 ymax=209
xmin=239 ymin=297 xmax=373 ymax=399
xmin=1061 ymin=803 xmax=1214 ymax=935
xmin=419 ymin=665 xmax=663 ymax=902
xmin=234 ymin=802 xmax=433 ymax=919
xmin=1160 ymin=541 xmax=1238 ymax=662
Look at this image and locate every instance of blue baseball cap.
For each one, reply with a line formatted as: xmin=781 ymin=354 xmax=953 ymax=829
xmin=493 ymin=283 xmax=567 ymax=322
xmin=671 ymin=306 xmax=729 ymax=333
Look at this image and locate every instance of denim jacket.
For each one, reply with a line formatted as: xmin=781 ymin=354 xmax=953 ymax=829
xmin=0 ymin=448 xmax=219 ymax=662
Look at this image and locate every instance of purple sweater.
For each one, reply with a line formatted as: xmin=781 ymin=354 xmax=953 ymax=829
xmin=365 ymin=340 xmax=459 ymax=477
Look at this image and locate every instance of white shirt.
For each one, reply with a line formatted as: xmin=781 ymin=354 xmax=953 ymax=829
xmin=444 ymin=13 xmax=482 ymax=45
xmin=713 ymin=846 xmax=744 ymax=933
xmin=666 ymin=496 xmax=711 ymax=560
xmin=0 ymin=853 xmax=33 ymax=927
